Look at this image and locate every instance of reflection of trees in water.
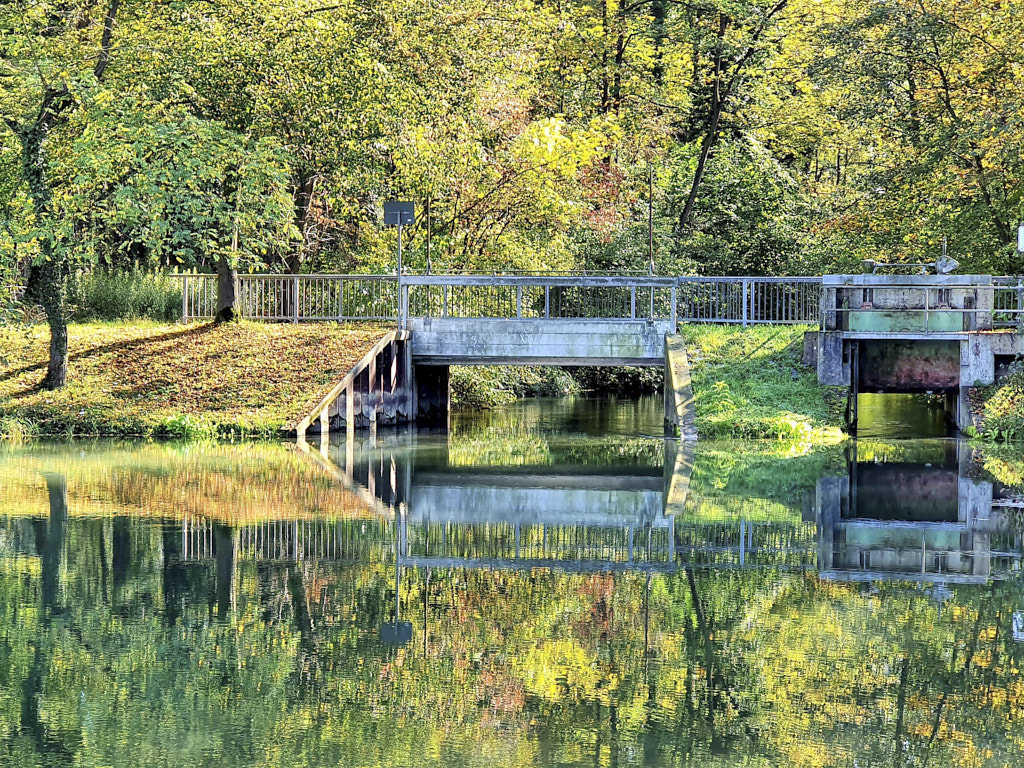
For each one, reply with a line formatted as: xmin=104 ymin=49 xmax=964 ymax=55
xmin=0 ymin=435 xmax=1022 ymax=766
xmin=0 ymin=510 xmax=1022 ymax=766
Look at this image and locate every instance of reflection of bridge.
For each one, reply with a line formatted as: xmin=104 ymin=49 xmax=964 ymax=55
xmin=174 ymin=436 xmax=1023 ymax=586
xmin=816 ymin=443 xmax=1024 ymax=584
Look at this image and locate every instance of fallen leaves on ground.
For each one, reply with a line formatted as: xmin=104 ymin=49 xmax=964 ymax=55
xmin=0 ymin=321 xmax=389 ymax=435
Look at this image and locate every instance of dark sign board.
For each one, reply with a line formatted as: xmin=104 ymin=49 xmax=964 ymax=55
xmin=380 ymin=620 xmax=413 ymax=647
xmin=384 ymin=201 xmax=415 ymax=227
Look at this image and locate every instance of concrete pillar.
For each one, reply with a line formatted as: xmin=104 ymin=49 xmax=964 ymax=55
xmin=413 ymin=364 xmax=450 ymax=428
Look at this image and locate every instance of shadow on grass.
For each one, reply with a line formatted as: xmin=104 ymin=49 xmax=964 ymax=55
xmin=0 ymin=323 xmax=218 ymax=392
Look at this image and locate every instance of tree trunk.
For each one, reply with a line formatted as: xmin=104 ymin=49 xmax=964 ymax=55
xmin=21 ymin=130 xmax=70 ymax=390
xmin=42 ymin=290 xmax=68 ymax=390
xmin=216 ymin=255 xmax=238 ymax=322
xmin=678 ymin=14 xmax=728 ymax=233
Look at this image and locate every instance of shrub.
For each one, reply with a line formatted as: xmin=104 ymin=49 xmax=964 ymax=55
xmin=451 ymin=366 xmax=581 ymax=409
xmin=0 ymin=415 xmax=36 ymax=443
xmin=71 ymin=269 xmax=183 ymax=322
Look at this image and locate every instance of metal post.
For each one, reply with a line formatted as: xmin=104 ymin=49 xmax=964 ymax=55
xmin=648 ymin=164 xmax=654 ymax=274
xmin=516 ymin=284 xmax=523 ymax=318
xmin=292 ymin=275 xmax=300 ymax=323
xmin=1017 ymin=278 xmax=1022 ymax=331
xmin=397 ymin=224 xmax=403 ymax=329
xmin=544 ymin=286 xmax=550 ymax=318
xmin=630 ymin=285 xmax=636 ymax=318
xmin=670 ymin=281 xmax=677 ymax=330
xmin=182 ymin=276 xmax=190 ymax=325
xmin=742 ymin=279 xmax=749 ymax=327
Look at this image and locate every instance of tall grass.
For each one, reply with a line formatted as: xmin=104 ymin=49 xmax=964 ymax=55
xmin=72 ymin=269 xmax=182 ymax=322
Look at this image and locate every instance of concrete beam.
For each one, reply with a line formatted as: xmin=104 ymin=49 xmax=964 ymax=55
xmin=409 ymin=317 xmax=674 ymax=365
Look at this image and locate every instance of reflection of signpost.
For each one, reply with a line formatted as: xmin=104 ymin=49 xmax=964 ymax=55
xmin=380 ymin=506 xmax=413 ymax=647
xmin=1014 ymin=611 xmax=1024 ymax=643
xmin=380 ymin=620 xmax=413 ymax=646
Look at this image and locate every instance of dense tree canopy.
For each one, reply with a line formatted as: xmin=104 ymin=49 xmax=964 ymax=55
xmin=2 ymin=0 xmax=1022 ymax=283
xmin=1 ymin=0 xmax=1023 ymax=383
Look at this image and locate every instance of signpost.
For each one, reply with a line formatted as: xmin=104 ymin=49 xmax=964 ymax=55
xmin=384 ymin=201 xmax=415 ymax=328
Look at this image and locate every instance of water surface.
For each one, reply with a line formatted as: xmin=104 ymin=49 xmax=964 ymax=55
xmin=0 ymin=397 xmax=1021 ymax=767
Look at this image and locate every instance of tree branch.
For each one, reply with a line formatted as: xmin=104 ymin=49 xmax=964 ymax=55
xmin=93 ymin=0 xmax=121 ymax=81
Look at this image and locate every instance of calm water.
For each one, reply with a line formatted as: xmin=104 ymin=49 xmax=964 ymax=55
xmin=856 ymin=392 xmax=954 ymax=439
xmin=0 ymin=397 xmax=1022 ymax=767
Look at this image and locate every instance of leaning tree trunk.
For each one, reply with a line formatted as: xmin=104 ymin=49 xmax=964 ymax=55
xmin=216 ymin=256 xmax=239 ymax=322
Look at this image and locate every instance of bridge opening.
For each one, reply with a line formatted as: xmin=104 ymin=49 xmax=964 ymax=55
xmin=846 ymin=339 xmax=961 ymax=436
xmin=855 ymin=393 xmax=954 ymax=439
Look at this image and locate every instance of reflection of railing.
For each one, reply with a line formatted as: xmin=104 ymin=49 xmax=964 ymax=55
xmin=181 ymin=514 xmax=394 ymax=562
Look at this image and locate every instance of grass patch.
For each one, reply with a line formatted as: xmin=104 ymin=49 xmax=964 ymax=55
xmin=0 ymin=321 xmax=388 ymax=438
xmin=681 ymin=325 xmax=846 ymax=441
xmin=70 ymin=269 xmax=182 ymax=322
xmin=971 ymin=365 xmax=1024 ymax=441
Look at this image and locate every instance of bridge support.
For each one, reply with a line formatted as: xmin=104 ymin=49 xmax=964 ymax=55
xmin=413 ymin=364 xmax=450 ymax=428
xmin=664 ymin=335 xmax=698 ymax=439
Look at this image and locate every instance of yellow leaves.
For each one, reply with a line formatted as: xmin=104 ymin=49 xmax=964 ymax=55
xmin=518 ymin=638 xmax=601 ymax=703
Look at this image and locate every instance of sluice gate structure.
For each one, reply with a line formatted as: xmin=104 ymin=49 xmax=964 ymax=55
xmin=174 ymin=271 xmax=1024 ymax=435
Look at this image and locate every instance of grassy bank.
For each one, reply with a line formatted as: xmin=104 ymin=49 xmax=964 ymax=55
xmin=681 ymin=325 xmax=846 ymax=441
xmin=969 ymin=367 xmax=1024 ymax=441
xmin=0 ymin=321 xmax=387 ymax=438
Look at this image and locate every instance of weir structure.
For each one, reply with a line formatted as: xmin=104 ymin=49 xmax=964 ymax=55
xmin=812 ymin=274 xmax=1024 ymax=431
xmin=173 ymin=271 xmax=1024 ymax=436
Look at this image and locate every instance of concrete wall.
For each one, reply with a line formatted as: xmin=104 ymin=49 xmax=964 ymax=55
xmin=408 ymin=317 xmax=673 ymax=366
xmin=857 ymin=340 xmax=960 ymax=392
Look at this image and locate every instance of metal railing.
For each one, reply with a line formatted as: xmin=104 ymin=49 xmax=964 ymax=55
xmin=993 ymin=278 xmax=1024 ymax=328
xmin=172 ymin=272 xmax=827 ymax=326
xmin=676 ymin=276 xmax=821 ymax=325
xmin=399 ymin=275 xmax=678 ymax=325
xmin=175 ymin=274 xmax=399 ymax=322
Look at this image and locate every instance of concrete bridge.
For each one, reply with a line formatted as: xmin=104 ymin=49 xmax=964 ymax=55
xmin=175 ymin=271 xmax=1024 ymax=435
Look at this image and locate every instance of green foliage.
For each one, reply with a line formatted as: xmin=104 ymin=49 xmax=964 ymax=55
xmin=567 ymin=365 xmax=664 ymax=396
xmin=70 ymin=270 xmax=182 ymax=321
xmin=451 ymin=366 xmax=581 ymax=410
xmin=682 ymin=325 xmax=845 ymax=440
xmin=3 ymin=0 xmax=1022 ymax=286
xmin=0 ymin=416 xmax=35 ymax=443
xmin=974 ymin=365 xmax=1024 ymax=442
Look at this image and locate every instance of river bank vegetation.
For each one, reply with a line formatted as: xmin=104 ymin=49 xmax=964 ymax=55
xmin=0 ymin=322 xmax=386 ymax=438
